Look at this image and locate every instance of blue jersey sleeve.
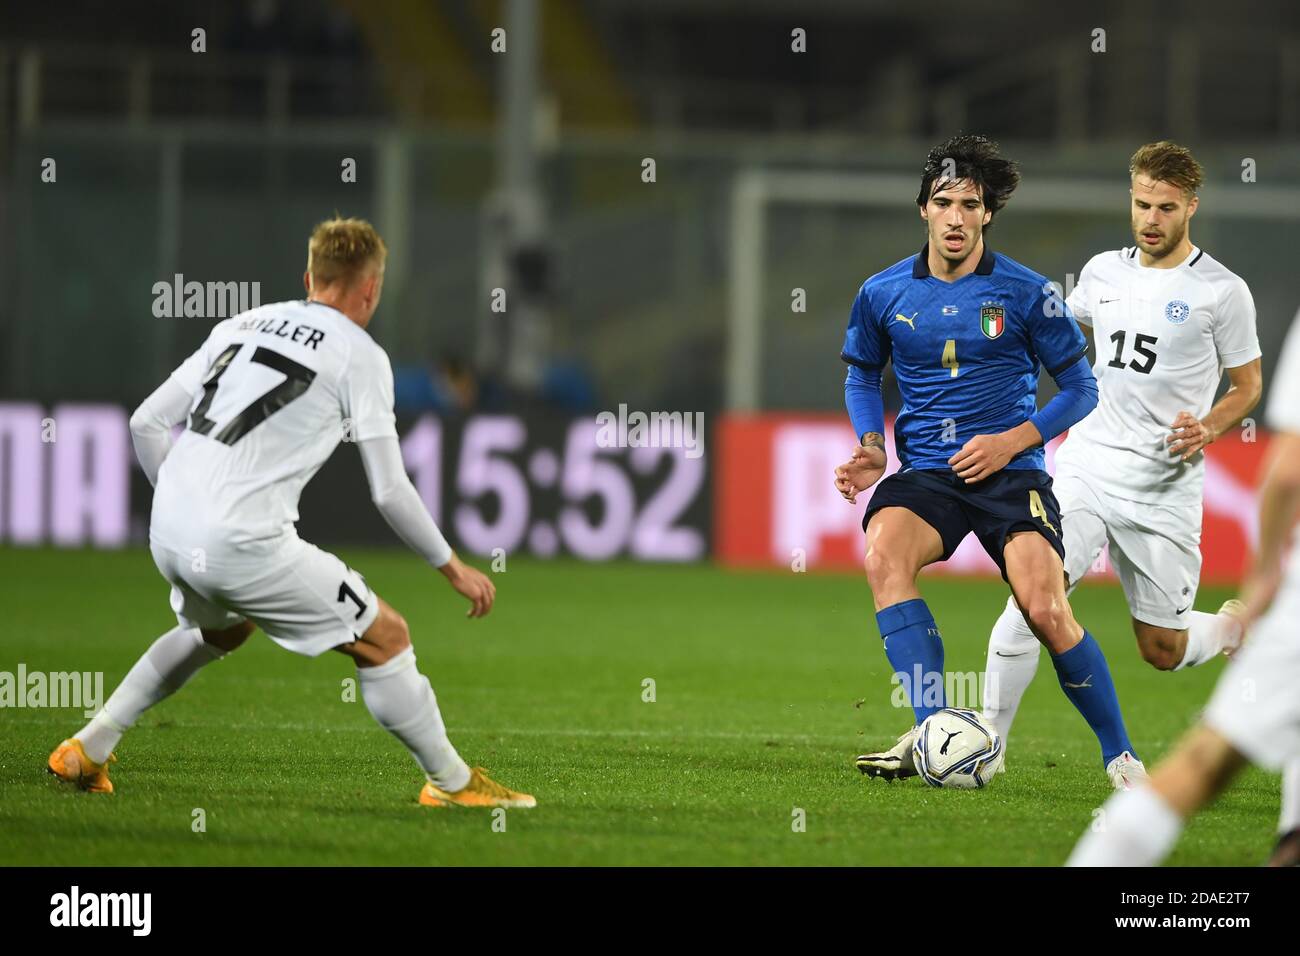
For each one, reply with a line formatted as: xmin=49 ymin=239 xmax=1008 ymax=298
xmin=1028 ymin=355 xmax=1097 ymax=443
xmin=840 ymin=282 xmax=891 ymax=371
xmin=1026 ymin=282 xmax=1089 ymax=376
xmin=844 ymin=365 xmax=885 ymax=442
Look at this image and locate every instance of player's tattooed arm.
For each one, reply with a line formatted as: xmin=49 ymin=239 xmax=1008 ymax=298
xmin=835 ymin=434 xmax=887 ymax=504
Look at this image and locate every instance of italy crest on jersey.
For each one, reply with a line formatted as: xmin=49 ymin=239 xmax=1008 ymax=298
xmin=980 ymin=303 xmax=1005 ymax=339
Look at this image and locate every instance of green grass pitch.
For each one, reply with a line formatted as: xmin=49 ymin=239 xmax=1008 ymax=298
xmin=0 ymin=546 xmax=1280 ymax=866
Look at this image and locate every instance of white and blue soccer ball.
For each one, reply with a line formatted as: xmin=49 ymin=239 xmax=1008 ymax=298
xmin=912 ymin=708 xmax=1004 ymax=789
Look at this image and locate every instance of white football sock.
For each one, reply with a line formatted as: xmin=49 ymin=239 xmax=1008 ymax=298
xmin=1175 ymin=611 xmax=1238 ymax=670
xmin=1067 ymin=785 xmax=1184 ymax=867
xmin=1280 ymin=760 xmax=1300 ymax=834
xmin=78 ymin=626 xmax=225 ymax=764
xmin=983 ymin=595 xmax=1041 ymax=744
xmin=358 ymin=646 xmax=471 ymax=792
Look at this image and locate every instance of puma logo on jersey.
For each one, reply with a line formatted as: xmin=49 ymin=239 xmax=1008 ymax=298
xmin=894 ymin=312 xmax=918 ymax=329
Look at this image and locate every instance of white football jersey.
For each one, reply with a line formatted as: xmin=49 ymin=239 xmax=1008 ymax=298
xmin=150 ymin=299 xmax=396 ymax=564
xmin=1054 ymin=245 xmax=1261 ymax=504
xmin=1266 ymin=307 xmax=1300 ymax=580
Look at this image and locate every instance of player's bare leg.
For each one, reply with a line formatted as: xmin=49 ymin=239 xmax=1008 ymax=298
xmin=1003 ymin=531 xmax=1144 ymax=788
xmin=1267 ymin=828 xmax=1300 ymax=867
xmin=1002 ymin=531 xmax=1079 ymax=655
xmin=200 ymin=622 xmax=257 ymax=653
xmin=986 ymin=518 xmax=1244 ymax=747
xmin=1149 ymin=725 xmax=1248 ymax=817
xmin=335 ymin=596 xmax=535 ymax=809
xmin=1132 ymin=601 xmax=1246 ymax=672
xmin=862 ymin=506 xmax=945 ymax=611
xmin=983 ymin=501 xmax=1104 ymax=750
xmin=1132 ymin=621 xmax=1188 ymax=671
xmin=1270 ymin=761 xmax=1300 ymax=866
xmin=855 ymin=507 xmax=945 ymax=780
xmin=1068 ymin=725 xmax=1248 ymax=866
xmin=48 ymin=620 xmax=255 ymax=792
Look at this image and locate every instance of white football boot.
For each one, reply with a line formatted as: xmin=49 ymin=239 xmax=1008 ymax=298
xmin=1106 ymin=751 xmax=1149 ymax=790
xmin=855 ymin=726 xmax=919 ymax=781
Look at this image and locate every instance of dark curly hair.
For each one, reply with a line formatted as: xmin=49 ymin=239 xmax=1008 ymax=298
xmin=915 ymin=135 xmax=1021 ymax=232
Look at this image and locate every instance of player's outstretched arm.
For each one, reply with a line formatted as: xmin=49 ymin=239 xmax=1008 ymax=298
xmin=357 ymin=436 xmax=496 ymax=618
xmin=951 ymin=282 xmax=1100 ymax=483
xmin=129 ymin=377 xmax=196 ymax=487
xmin=948 ymin=421 xmax=1042 ymax=484
xmin=835 ymin=438 xmax=886 ymax=504
xmin=836 ymin=365 xmax=888 ymax=502
xmin=949 ymin=355 xmax=1098 ymax=484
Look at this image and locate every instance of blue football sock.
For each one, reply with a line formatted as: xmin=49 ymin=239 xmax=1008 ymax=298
xmin=1050 ymin=630 xmax=1136 ymax=767
xmin=876 ymin=598 xmax=945 ymax=724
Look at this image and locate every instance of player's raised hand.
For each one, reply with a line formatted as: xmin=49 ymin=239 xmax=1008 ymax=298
xmin=948 ymin=433 xmax=1014 ymax=484
xmin=1167 ymin=410 xmax=1214 ymax=461
xmin=834 ymin=439 xmax=886 ymax=504
xmin=439 ymin=554 xmax=497 ymax=618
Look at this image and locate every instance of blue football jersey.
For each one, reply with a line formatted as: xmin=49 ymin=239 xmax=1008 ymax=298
xmin=841 ymin=243 xmax=1088 ymax=472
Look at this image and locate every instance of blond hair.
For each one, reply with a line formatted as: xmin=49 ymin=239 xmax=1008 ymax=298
xmin=1129 ymin=141 xmax=1204 ymax=197
xmin=307 ymin=217 xmax=387 ymax=287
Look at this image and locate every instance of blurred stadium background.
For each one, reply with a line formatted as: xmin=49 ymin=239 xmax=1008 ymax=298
xmin=3 ymin=0 xmax=1299 ymax=577
xmin=6 ymin=1 xmax=1298 ymax=869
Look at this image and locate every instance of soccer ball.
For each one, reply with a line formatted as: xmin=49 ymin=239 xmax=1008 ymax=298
xmin=912 ymin=708 xmax=1004 ymax=789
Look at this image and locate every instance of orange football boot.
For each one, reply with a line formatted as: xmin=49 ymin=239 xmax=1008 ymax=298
xmin=419 ymin=766 xmax=536 ymax=809
xmin=47 ymin=738 xmax=116 ymax=793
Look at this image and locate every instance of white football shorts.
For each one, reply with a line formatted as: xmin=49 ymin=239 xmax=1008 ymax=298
xmin=1054 ymin=470 xmax=1202 ymax=630
xmin=150 ymin=537 xmax=380 ymax=657
xmin=1203 ymin=586 xmax=1300 ymax=770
